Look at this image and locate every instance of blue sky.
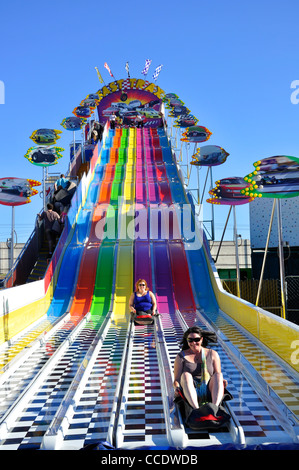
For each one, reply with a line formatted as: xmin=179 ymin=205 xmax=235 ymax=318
xmin=0 ymin=0 xmax=299 ymax=245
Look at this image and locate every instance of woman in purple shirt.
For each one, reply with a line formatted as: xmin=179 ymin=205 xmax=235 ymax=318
xmin=129 ymin=279 xmax=157 ymax=324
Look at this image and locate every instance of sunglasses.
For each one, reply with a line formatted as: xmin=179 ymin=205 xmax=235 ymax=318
xmin=139 ymin=283 xmax=145 ymax=286
xmin=187 ymin=337 xmax=202 ymax=343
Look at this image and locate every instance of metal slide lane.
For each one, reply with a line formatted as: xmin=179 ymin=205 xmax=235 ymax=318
xmin=0 ymin=136 xmax=124 ymax=449
xmin=0 ymin=195 xmax=90 ymax=373
xmin=115 ymin=130 xmax=184 ymax=447
xmin=161 ymin=128 xmax=299 ymax=445
xmin=39 ymin=128 xmax=135 ymax=449
xmin=149 ymin=134 xmax=244 ymax=445
xmin=169 ymin=144 xmax=299 ymax=439
xmin=115 ymin=129 xmax=168 ymax=447
xmin=0 ymin=148 xmax=106 ymax=383
xmin=0 ymin=142 xmax=109 ymax=375
xmin=67 ymin=156 xmax=119 ymax=319
xmin=40 ymin=240 xmax=117 ymax=450
xmin=75 ymin=127 xmax=171 ymax=448
xmin=1 ymin=125 xmax=297 ymax=450
xmin=136 ymin=129 xmax=242 ymax=446
xmin=116 ymin=127 xmax=298 ymax=448
xmin=62 ymin=135 xmax=125 ymax=322
xmin=107 ymin=126 xmax=247 ymax=447
xmin=186 ymin=236 xmax=299 ymax=441
xmin=44 ymin=139 xmax=114 ymax=322
xmin=114 ymin=128 xmax=177 ymax=448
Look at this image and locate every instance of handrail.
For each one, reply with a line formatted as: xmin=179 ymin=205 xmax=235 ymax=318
xmin=154 ymin=312 xmax=186 ymax=447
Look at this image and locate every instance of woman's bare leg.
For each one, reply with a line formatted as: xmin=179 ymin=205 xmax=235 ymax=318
xmin=180 ymin=372 xmax=198 ymax=409
xmin=209 ymin=372 xmax=224 ymax=406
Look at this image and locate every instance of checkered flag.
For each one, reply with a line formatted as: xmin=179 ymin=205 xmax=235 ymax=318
xmin=125 ymin=61 xmax=130 ymax=78
xmin=141 ymin=59 xmax=152 ymax=76
xmin=153 ymin=64 xmax=163 ymax=81
xmin=122 ymin=78 xmax=131 ymax=90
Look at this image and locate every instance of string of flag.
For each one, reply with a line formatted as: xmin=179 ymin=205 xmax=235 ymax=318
xmin=95 ymin=60 xmax=163 ymax=84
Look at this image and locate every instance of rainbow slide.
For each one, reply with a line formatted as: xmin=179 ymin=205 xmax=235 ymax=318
xmin=0 ymin=123 xmax=298 ymax=450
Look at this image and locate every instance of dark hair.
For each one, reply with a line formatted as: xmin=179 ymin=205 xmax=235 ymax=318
xmin=47 ymin=203 xmax=54 ymax=210
xmin=180 ymin=326 xmax=217 ymax=350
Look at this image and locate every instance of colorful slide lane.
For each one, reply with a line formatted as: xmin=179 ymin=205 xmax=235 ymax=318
xmin=0 ymin=127 xmax=136 ymax=449
xmin=116 ymin=126 xmax=299 ymax=448
xmin=0 ymin=123 xmax=298 ymax=450
xmin=0 ymin=143 xmax=108 ymax=371
xmin=41 ymin=128 xmax=137 ymax=448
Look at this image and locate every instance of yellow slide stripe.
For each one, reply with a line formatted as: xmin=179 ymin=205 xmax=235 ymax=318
xmin=112 ymin=128 xmax=136 ymax=325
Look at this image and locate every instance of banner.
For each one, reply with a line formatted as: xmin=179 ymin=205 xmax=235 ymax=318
xmin=30 ymin=129 xmax=62 ymax=145
xmin=174 ymin=114 xmax=198 ymax=128
xmin=243 ymin=155 xmax=299 ymax=199
xmin=61 ymin=116 xmax=87 ymax=131
xmin=191 ymin=145 xmax=229 ymax=167
xmin=72 ymin=105 xmax=93 ymax=118
xmin=25 ymin=146 xmax=64 ymax=167
xmin=181 ymin=125 xmax=212 ymax=143
xmin=0 ymin=177 xmax=40 ymax=206
xmin=80 ymin=97 xmax=99 ymax=108
xmin=96 ymin=78 xmax=165 ymax=127
xmin=207 ymin=177 xmax=254 ymax=205
xmin=164 ymin=93 xmax=198 ymax=128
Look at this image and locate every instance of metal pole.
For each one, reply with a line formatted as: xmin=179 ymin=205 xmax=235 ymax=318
xmin=256 ymin=199 xmax=276 ymax=306
xmin=43 ymin=166 xmax=46 ymax=211
xmin=73 ymin=130 xmax=76 ymax=160
xmin=215 ymin=206 xmax=232 ymax=263
xmin=178 ymin=139 xmax=183 ymax=162
xmin=170 ymin=117 xmax=173 ymax=137
xmin=198 ymin=166 xmax=209 ymax=217
xmin=210 ymin=166 xmax=215 ymax=240
xmin=277 ymin=199 xmax=286 ymax=319
xmin=10 ymin=206 xmax=15 ymax=270
xmin=200 ymin=167 xmax=210 ymax=205
xmin=197 ymin=165 xmax=200 ymax=205
xmin=233 ymin=205 xmax=241 ymax=298
xmin=186 ymin=143 xmax=189 ymax=180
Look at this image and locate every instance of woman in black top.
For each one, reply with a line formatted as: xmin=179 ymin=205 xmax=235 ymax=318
xmin=173 ymin=326 xmax=226 ymax=409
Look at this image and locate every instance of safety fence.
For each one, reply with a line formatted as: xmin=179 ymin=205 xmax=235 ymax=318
xmin=286 ymin=276 xmax=299 ymax=325
xmin=221 ymin=278 xmax=282 ymax=316
xmin=221 ymin=277 xmax=299 ymax=325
